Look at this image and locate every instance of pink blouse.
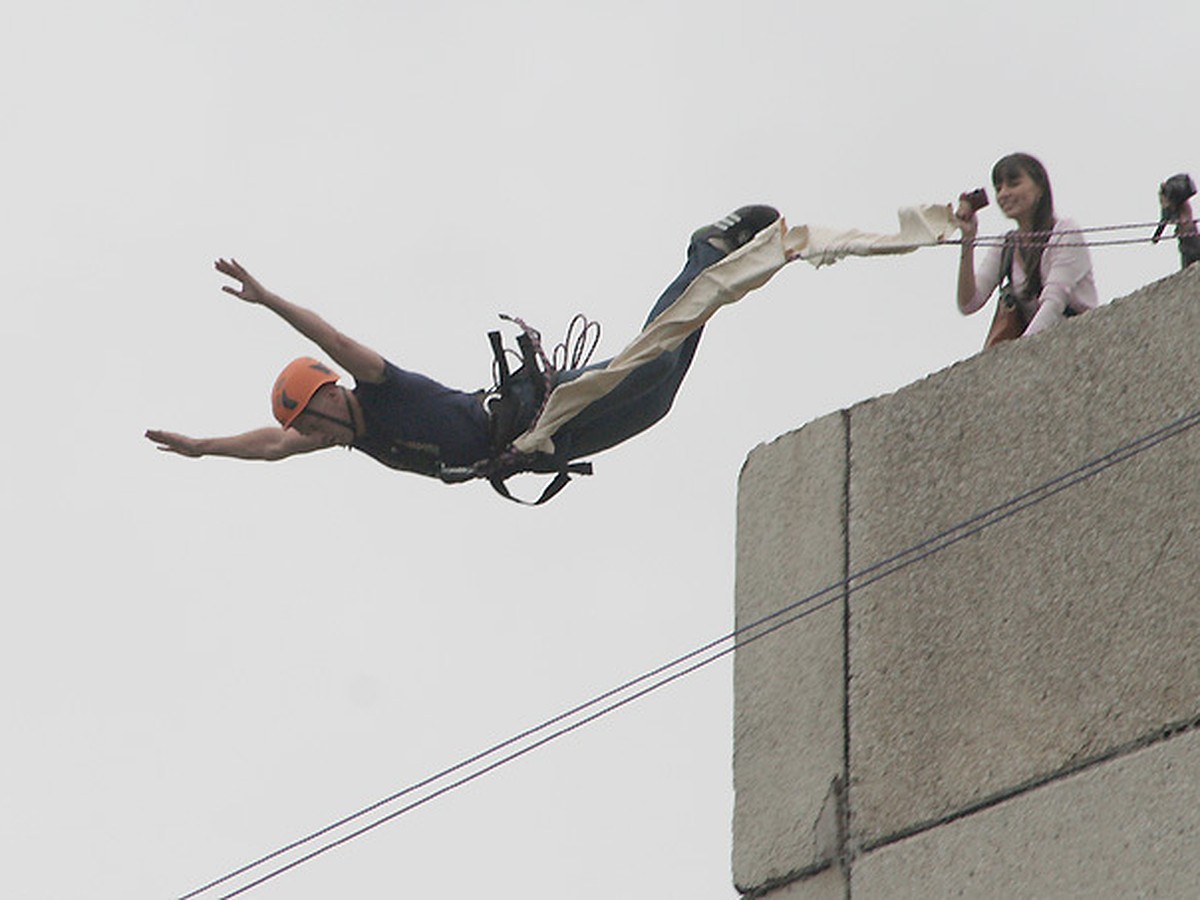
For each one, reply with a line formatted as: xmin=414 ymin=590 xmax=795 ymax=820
xmin=966 ymin=218 xmax=1099 ymax=335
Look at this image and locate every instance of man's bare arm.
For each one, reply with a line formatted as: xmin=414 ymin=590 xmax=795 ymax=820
xmin=144 ymin=427 xmax=334 ymax=460
xmin=215 ymin=258 xmax=387 ymax=385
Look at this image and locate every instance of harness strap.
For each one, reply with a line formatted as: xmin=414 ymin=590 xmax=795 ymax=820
xmin=998 ymin=233 xmax=1020 ymax=310
xmin=488 ymin=330 xmax=510 ymax=383
xmin=487 ymin=461 xmax=594 ymax=505
xmin=999 ymin=230 xmax=1077 ymax=319
xmin=438 ymin=321 xmax=595 ymax=504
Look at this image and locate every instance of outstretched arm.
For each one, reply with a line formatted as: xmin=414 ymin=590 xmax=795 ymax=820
xmin=953 ymin=198 xmax=983 ymax=314
xmin=1023 ymin=228 xmax=1096 ymax=335
xmin=215 ymin=258 xmax=387 ymax=385
xmin=145 ymin=426 xmax=333 ymax=460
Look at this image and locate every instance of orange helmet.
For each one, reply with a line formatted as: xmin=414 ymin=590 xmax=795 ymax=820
xmin=271 ymin=357 xmax=340 ymax=427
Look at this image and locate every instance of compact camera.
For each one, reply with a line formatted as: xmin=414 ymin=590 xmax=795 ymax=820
xmin=1153 ymin=173 xmax=1197 ymax=243
xmin=1161 ymin=173 xmax=1197 ymax=209
xmin=959 ymin=188 xmax=989 ymax=213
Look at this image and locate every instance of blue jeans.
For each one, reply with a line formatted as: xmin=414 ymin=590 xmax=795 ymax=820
xmin=547 ymin=236 xmax=725 ymax=461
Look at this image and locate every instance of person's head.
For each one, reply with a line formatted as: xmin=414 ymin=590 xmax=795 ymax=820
xmin=271 ymin=357 xmax=356 ymax=442
xmin=991 ymin=152 xmax=1054 ymax=232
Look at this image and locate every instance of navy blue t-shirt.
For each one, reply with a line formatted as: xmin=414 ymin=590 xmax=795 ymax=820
xmin=351 ymin=361 xmax=491 ymax=475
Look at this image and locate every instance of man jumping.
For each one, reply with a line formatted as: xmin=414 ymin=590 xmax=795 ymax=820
xmin=146 ymin=205 xmax=781 ymax=501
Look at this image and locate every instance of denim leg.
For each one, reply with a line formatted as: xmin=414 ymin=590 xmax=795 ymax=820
xmin=550 ymin=236 xmax=726 ymax=460
xmin=642 ymin=238 xmax=726 ymax=326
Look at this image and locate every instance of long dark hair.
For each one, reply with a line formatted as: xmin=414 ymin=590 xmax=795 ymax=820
xmin=991 ymin=152 xmax=1055 ymax=300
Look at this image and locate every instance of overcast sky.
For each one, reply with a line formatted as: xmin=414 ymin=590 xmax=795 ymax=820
xmin=4 ymin=2 xmax=1198 ymax=898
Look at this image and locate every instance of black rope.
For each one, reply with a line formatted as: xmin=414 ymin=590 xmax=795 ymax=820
xmin=978 ymin=220 xmax=1170 ymax=239
xmin=181 ymin=402 xmax=1200 ymax=899
xmin=550 ymin=313 xmax=601 ymax=371
xmin=782 ymin=218 xmax=1200 ymax=258
xmin=951 ymin=218 xmax=1199 ymax=250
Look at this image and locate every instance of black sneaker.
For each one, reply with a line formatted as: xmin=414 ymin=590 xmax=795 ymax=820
xmin=691 ymin=205 xmax=780 ymax=253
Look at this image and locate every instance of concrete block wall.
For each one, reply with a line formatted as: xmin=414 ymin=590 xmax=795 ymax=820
xmin=732 ymin=265 xmax=1200 ymax=898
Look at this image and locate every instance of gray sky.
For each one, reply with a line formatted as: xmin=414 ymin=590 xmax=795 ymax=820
xmin=4 ymin=2 xmax=1197 ymax=897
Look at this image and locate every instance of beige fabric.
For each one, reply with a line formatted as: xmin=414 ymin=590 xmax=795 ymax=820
xmin=789 ymin=204 xmax=958 ymax=267
xmin=512 ymin=206 xmax=957 ymax=456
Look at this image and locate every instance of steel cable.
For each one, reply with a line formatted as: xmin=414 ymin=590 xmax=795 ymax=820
xmin=182 ymin=403 xmax=1200 ymax=900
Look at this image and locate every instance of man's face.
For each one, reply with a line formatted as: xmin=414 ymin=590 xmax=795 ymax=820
xmin=292 ymin=384 xmax=355 ymax=444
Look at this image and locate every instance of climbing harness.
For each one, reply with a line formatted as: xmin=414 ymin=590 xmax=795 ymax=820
xmin=437 ymin=314 xmax=602 ymax=505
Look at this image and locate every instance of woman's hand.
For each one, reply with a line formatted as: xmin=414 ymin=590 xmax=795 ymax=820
xmin=953 ymin=196 xmax=981 ymax=315
xmin=953 ymin=198 xmax=979 ymax=242
xmin=215 ymin=258 xmax=274 ymax=305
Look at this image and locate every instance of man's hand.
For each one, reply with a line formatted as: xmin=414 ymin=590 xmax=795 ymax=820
xmin=216 ymin=258 xmax=273 ymax=305
xmin=211 ymin=256 xmax=387 ymax=385
xmin=145 ymin=429 xmax=204 ymax=457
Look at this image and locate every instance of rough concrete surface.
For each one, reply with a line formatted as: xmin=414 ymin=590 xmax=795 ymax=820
xmin=733 ymin=413 xmax=848 ymax=889
xmin=732 ymin=265 xmax=1200 ymax=897
xmin=847 ymin=268 xmax=1200 ymax=848
xmin=756 ymin=864 xmax=847 ymax=900
xmin=850 ymin=726 xmax=1200 ymax=899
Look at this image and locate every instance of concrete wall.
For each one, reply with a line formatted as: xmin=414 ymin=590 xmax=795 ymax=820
xmin=732 ymin=265 xmax=1200 ymax=898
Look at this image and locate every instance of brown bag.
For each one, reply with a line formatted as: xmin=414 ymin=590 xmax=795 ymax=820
xmin=983 ymin=233 xmax=1031 ymax=349
xmin=983 ymin=298 xmax=1028 ymax=348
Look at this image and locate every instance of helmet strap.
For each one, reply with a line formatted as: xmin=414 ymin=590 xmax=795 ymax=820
xmin=299 ymin=407 xmax=356 ymax=434
xmin=295 ymin=386 xmax=360 ymax=442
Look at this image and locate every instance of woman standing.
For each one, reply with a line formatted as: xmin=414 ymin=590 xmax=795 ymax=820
xmin=955 ymin=153 xmax=1098 ymax=348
